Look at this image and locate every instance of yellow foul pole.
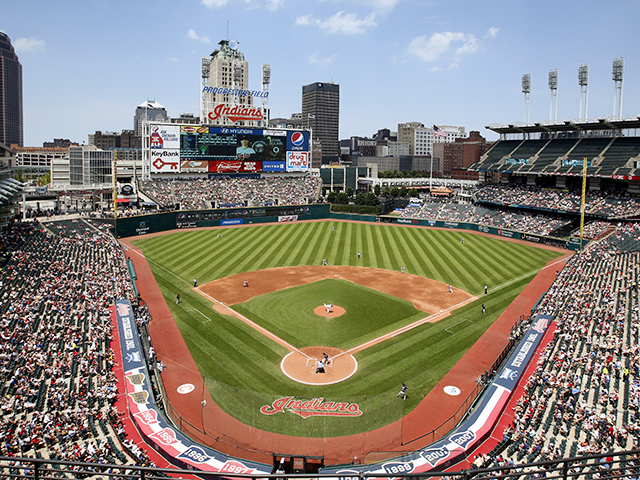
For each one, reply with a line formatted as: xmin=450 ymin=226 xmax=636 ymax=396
xmin=579 ymin=157 xmax=587 ymax=250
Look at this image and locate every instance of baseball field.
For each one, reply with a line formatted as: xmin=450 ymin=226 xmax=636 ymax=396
xmin=130 ymin=220 xmax=563 ymax=439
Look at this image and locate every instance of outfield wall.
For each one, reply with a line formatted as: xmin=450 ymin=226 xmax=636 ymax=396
xmin=112 ymin=204 xmax=331 ymax=238
xmin=110 ymin=203 xmax=580 ymax=251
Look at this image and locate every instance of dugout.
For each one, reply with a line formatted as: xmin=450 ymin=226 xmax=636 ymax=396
xmin=273 ymin=454 xmax=324 ymax=474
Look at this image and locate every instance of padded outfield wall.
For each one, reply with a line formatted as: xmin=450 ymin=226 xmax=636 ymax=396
xmin=111 ymin=203 xmax=580 ymax=251
xmin=112 ymin=204 xmax=331 ymax=238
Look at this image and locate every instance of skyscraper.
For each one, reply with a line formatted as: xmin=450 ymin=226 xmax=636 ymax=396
xmin=302 ymin=82 xmax=340 ymax=162
xmin=134 ymin=100 xmax=169 ymax=136
xmin=0 ymin=33 xmax=23 ymax=147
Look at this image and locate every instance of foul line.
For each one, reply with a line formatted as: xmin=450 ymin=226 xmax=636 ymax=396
xmin=334 ymin=255 xmax=570 ymax=361
xmin=128 ymin=239 xmax=570 ymax=365
xmin=124 ymin=244 xmax=312 ymax=359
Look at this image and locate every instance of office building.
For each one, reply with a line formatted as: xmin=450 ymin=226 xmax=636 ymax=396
xmin=398 ymin=122 xmax=465 ymax=157
xmin=0 ymin=33 xmax=23 ymax=147
xmin=433 ymin=131 xmax=488 ymax=177
xmin=67 ymin=145 xmax=112 ymax=186
xmin=302 ymin=82 xmax=340 ymax=161
xmin=134 ymin=101 xmax=169 ymax=136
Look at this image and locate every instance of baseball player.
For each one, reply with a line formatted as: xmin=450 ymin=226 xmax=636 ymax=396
xmin=448 ymin=284 xmax=453 ymax=293
xmin=397 ymin=383 xmax=408 ymax=400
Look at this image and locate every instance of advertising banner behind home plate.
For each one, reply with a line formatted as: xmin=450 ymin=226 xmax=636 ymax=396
xmin=114 ymin=299 xmax=271 ymax=475
xmin=319 ymin=315 xmax=552 ymax=476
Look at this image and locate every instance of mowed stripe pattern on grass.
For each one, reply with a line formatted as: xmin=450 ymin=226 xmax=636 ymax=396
xmin=135 ymin=221 xmax=554 ymax=295
xmin=132 ymin=221 xmax=562 ymax=436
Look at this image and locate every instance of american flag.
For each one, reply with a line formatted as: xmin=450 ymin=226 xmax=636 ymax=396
xmin=308 ymin=114 xmax=315 ymax=119
xmin=433 ymin=125 xmax=447 ymax=137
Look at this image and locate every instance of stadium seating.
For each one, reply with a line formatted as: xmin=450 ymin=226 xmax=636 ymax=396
xmin=140 ymin=176 xmax=321 ymax=210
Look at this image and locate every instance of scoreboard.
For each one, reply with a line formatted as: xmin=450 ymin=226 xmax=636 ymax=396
xmin=147 ymin=124 xmax=310 ymax=174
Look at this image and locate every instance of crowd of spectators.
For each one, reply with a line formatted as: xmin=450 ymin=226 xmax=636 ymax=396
xmin=399 ymin=200 xmax=571 ymax=236
xmin=473 ymin=222 xmax=640 ymax=473
xmin=140 ymin=176 xmax=321 ymax=210
xmin=3 ymin=189 xmax=640 ymax=474
xmin=0 ymin=219 xmax=155 ymax=467
xmin=474 ymin=184 xmax=640 ymax=218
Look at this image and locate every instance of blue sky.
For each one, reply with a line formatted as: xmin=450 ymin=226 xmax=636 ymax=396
xmin=3 ymin=0 xmax=640 ymax=147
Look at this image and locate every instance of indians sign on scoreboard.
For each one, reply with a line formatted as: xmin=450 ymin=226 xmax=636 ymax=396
xmin=148 ymin=124 xmax=310 ymax=174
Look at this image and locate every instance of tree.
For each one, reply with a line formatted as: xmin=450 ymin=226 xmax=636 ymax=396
xmin=408 ymin=188 xmax=419 ymax=197
xmin=335 ymin=192 xmax=349 ymax=204
xmin=382 ymin=186 xmax=391 ymax=196
xmin=374 ymin=184 xmax=381 ymax=196
xmin=399 ymin=186 xmax=408 ymax=197
xmin=355 ymin=193 xmax=366 ymax=205
xmin=39 ymin=172 xmax=51 ymax=186
xmin=390 ymin=186 xmax=400 ymax=197
xmin=13 ymin=169 xmax=25 ymax=183
xmin=365 ymin=192 xmax=379 ymax=206
xmin=326 ymin=191 xmax=337 ymax=203
xmin=347 ymin=187 xmax=354 ymax=197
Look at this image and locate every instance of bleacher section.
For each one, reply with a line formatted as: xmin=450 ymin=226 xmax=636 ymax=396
xmin=472 ymin=134 xmax=640 ymax=178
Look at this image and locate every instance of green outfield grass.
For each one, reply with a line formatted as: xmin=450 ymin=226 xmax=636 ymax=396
xmin=132 ymin=221 xmax=563 ymax=436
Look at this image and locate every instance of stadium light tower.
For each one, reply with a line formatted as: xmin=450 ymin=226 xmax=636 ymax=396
xmin=522 ymin=73 xmax=531 ymax=123
xmin=578 ymin=63 xmax=589 ymax=120
xmin=548 ymin=69 xmax=558 ymax=122
xmin=612 ymin=57 xmax=624 ymax=117
xmin=200 ymin=56 xmax=211 ymax=122
xmin=261 ymin=63 xmax=271 ymax=127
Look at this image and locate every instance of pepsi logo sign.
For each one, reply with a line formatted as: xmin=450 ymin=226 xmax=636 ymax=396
xmin=291 ymin=131 xmax=304 ymax=146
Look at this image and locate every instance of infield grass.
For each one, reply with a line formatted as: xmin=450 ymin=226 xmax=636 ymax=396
xmin=132 ymin=220 xmax=563 ymax=436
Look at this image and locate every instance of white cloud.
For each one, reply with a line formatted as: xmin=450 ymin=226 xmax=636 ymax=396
xmin=309 ymin=52 xmax=338 ymax=65
xmin=358 ymin=0 xmax=399 ymax=14
xmin=13 ymin=37 xmax=45 ymax=52
xmin=296 ymin=11 xmax=377 ymax=34
xmin=201 ymin=0 xmax=230 ymax=7
xmin=407 ymin=31 xmax=478 ymax=69
xmin=168 ymin=57 xmax=179 ymax=62
xmin=486 ymin=26 xmax=499 ymax=39
xmin=265 ymin=0 xmax=284 ymax=10
xmin=188 ymin=29 xmax=212 ymax=44
xmin=201 ymin=0 xmax=283 ymax=10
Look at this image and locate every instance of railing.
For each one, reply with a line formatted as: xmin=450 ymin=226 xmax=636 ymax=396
xmin=1 ymin=450 xmax=640 ymax=479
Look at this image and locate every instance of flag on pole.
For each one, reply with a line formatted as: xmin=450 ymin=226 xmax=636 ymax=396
xmin=433 ymin=125 xmax=447 ymax=137
xmin=308 ymin=114 xmax=315 ymax=119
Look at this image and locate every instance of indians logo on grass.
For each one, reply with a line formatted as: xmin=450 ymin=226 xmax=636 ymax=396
xmin=260 ymin=396 xmax=362 ymax=419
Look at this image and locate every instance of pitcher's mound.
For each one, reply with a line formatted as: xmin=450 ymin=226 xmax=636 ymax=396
xmin=313 ymin=305 xmax=346 ymax=318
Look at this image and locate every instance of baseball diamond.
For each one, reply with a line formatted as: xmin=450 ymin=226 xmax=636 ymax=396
xmin=125 ymin=219 xmax=567 ymax=465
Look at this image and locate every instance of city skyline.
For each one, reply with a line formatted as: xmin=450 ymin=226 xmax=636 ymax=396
xmin=2 ymin=0 xmax=640 ymax=147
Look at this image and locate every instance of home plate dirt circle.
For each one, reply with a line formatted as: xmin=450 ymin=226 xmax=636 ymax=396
xmin=281 ymin=346 xmax=358 ymax=385
xmin=313 ymin=305 xmax=346 ymax=318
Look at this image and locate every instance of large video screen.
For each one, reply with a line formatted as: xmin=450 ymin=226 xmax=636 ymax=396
xmin=181 ymin=127 xmax=290 ymax=163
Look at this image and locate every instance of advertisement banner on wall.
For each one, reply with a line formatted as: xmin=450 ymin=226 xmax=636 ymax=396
xmin=208 ymin=160 xmax=262 ymax=173
xmin=150 ymin=150 xmax=181 ymax=173
xmin=262 ymin=160 xmax=286 ymax=172
xmin=180 ymin=160 xmax=209 ymax=173
xmin=149 ymin=124 xmax=180 ymax=149
xmin=286 ymin=151 xmax=309 ymax=172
